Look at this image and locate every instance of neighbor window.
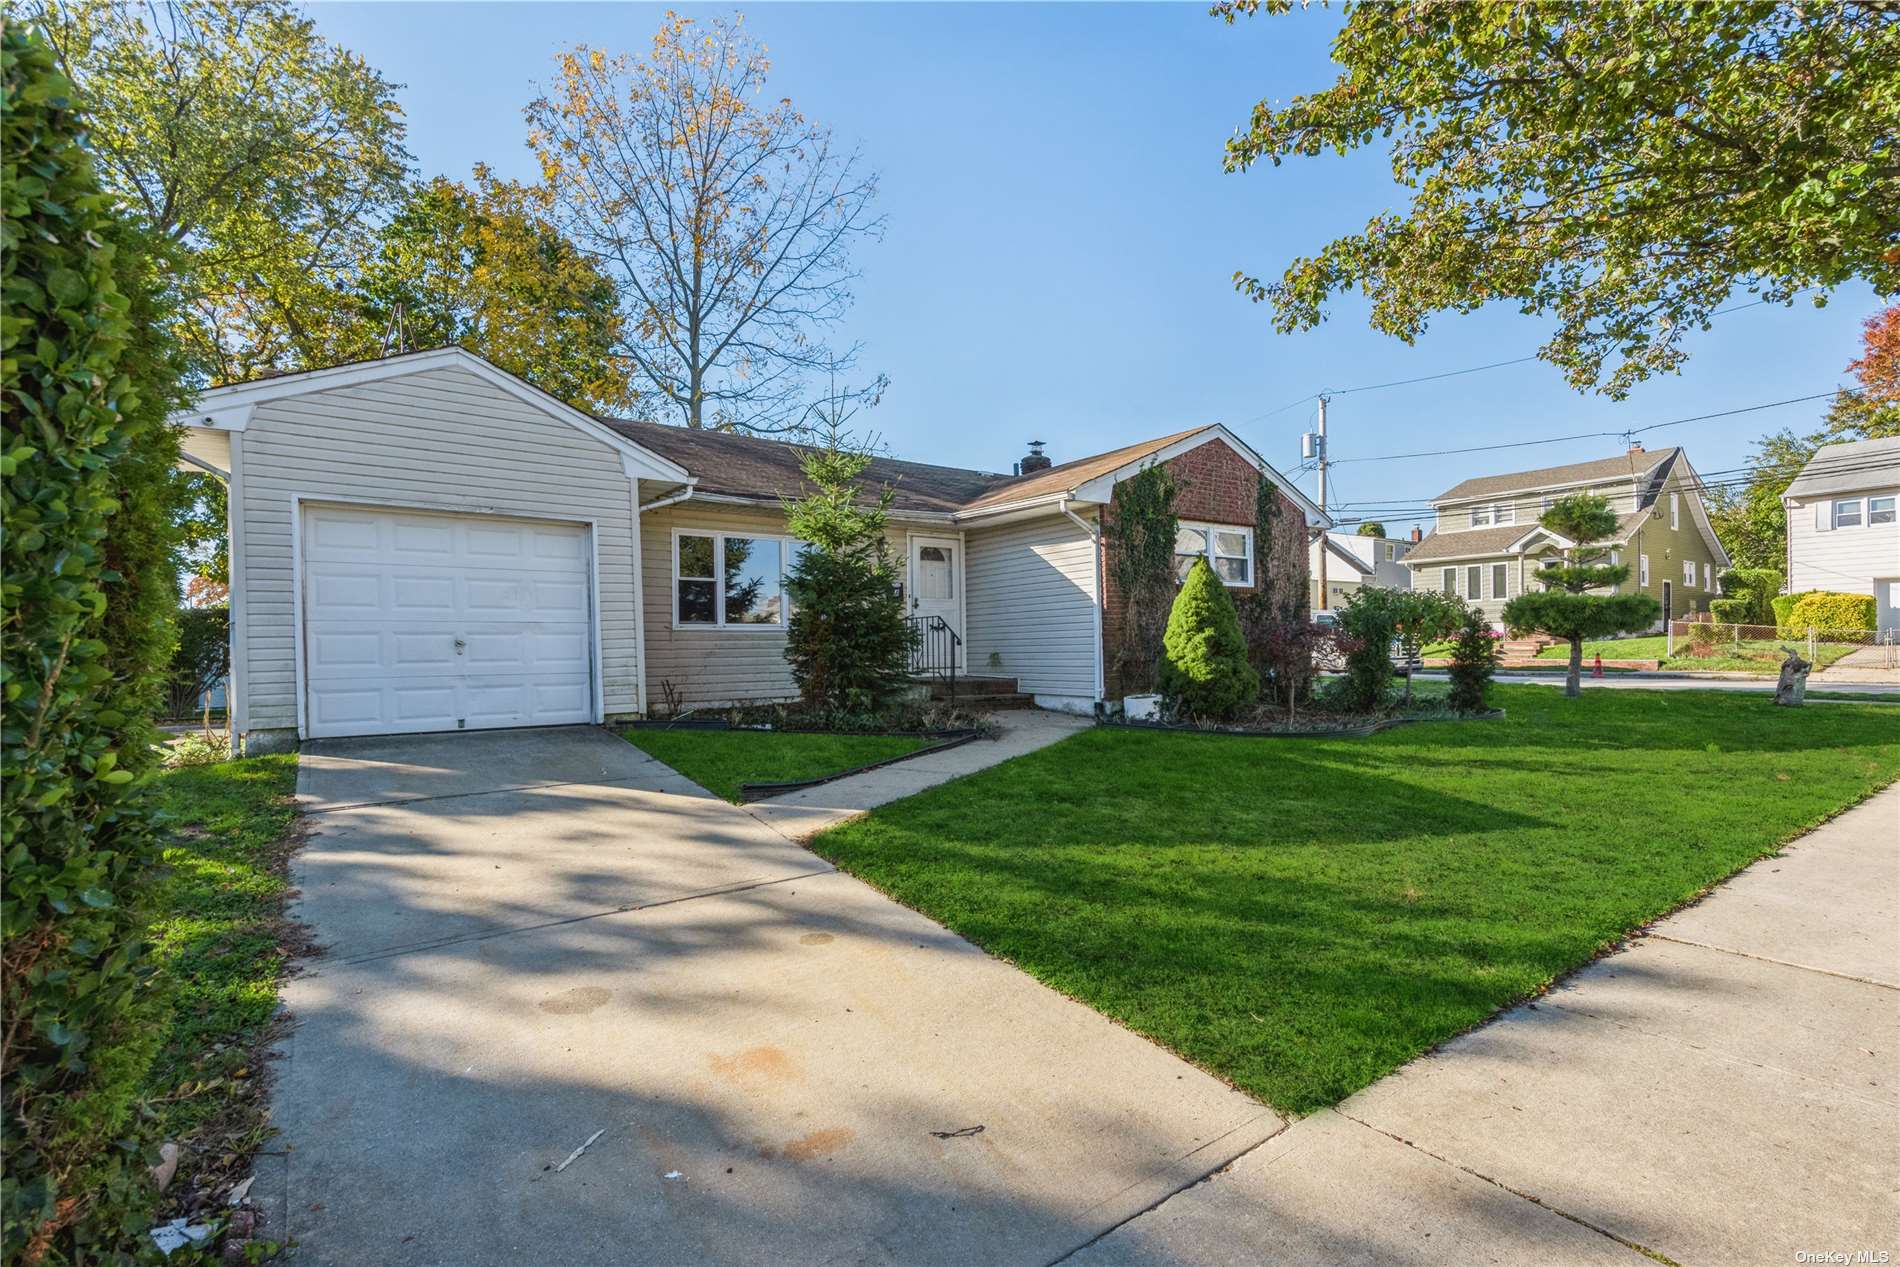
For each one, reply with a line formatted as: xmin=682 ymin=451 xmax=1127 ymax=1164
xmin=1441 ymin=567 xmax=1456 ymax=594
xmin=675 ymin=531 xmax=789 ymax=627
xmin=1834 ymin=498 xmax=1863 ymax=528
xmin=1670 ymin=493 xmax=1680 ymax=529
xmin=1682 ymin=560 xmax=1696 ymax=586
xmin=1491 ymin=563 xmax=1508 ymax=599
xmin=1470 ymin=505 xmax=1491 ymax=527
xmin=1493 ymin=503 xmax=1515 ymax=526
xmin=1384 ymin=542 xmax=1396 ymax=561
xmin=1871 ymin=495 xmax=1896 ymax=525
xmin=1466 ymin=565 xmax=1482 ymax=600
xmin=1639 ymin=554 xmax=1650 ymax=585
xmin=1703 ymin=561 xmax=1714 ymax=589
xmin=1174 ymin=522 xmax=1253 ymax=586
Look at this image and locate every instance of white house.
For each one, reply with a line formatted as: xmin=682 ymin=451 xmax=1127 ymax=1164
xmin=1308 ymin=530 xmax=1414 ymax=610
xmin=1781 ymin=434 xmax=1900 ymax=635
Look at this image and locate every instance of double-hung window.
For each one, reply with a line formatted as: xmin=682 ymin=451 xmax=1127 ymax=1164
xmin=675 ymin=531 xmax=794 ymax=628
xmin=1833 ymin=498 xmax=1863 ymax=528
xmin=1441 ymin=567 xmax=1457 ymax=594
xmin=1682 ymin=559 xmax=1696 ymax=587
xmin=1492 ymin=503 xmax=1515 ymax=526
xmin=1469 ymin=504 xmax=1492 ymax=527
xmin=1670 ymin=493 xmax=1680 ymax=530
xmin=1465 ymin=565 xmax=1482 ymax=600
xmin=1869 ymin=495 xmax=1896 ymax=525
xmin=1174 ymin=522 xmax=1253 ymax=585
xmin=1491 ymin=563 xmax=1508 ymax=599
xmin=1639 ymin=554 xmax=1650 ymax=585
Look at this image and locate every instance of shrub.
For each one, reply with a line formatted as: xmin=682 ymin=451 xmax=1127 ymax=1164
xmin=3 ymin=24 xmax=187 ymax=1261
xmin=1708 ymin=596 xmax=1750 ymax=625
xmin=1445 ymin=607 xmax=1499 ymax=713
xmin=1719 ymin=566 xmax=1783 ymax=625
xmin=1158 ymin=558 xmax=1258 ymax=720
xmin=782 ymin=442 xmax=913 ymax=712
xmin=1786 ymin=591 xmax=1877 ymax=638
xmin=1686 ymin=620 xmax=1719 ymax=656
xmin=1772 ymin=591 xmax=1807 ymax=637
xmin=1331 ymin=586 xmax=1465 ymax=712
xmin=165 ymin=606 xmax=229 ymax=719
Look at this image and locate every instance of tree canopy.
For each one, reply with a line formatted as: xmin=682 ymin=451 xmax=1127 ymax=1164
xmin=1355 ymin=521 xmax=1386 ymax=538
xmin=1218 ymin=2 xmax=1900 ymax=396
xmin=526 ymin=14 xmax=884 ymax=433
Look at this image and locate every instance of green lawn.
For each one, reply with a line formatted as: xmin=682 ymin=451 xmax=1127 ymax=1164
xmin=808 ymin=686 xmax=1899 ymax=1115
xmin=146 ymin=754 xmax=300 ymax=1195
xmin=1532 ymin=634 xmax=1860 ymax=673
xmin=623 ymin=728 xmax=932 ymax=802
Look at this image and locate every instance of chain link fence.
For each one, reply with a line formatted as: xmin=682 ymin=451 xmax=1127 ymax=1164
xmin=1666 ymin=619 xmax=1897 ymax=670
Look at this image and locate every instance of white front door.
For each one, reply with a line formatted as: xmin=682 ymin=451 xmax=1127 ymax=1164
xmin=301 ymin=505 xmax=596 ymax=738
xmin=1878 ymin=578 xmax=1900 ymax=638
xmin=907 ymin=535 xmax=963 ymax=666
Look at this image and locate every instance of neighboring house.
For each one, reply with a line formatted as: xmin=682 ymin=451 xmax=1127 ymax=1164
xmin=1404 ymin=444 xmax=1730 ymax=627
xmin=173 ymin=347 xmax=1326 ymax=751
xmin=1308 ymin=530 xmax=1414 ymax=610
xmin=1781 ymin=434 xmax=1900 ymax=635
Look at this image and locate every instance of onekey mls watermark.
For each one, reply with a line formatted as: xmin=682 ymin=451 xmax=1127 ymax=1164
xmin=1795 ymin=1252 xmax=1891 ymax=1265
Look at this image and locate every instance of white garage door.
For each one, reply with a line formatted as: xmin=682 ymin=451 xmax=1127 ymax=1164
xmin=302 ymin=505 xmax=595 ymax=738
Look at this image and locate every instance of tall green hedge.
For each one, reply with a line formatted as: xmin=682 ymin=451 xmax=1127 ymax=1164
xmin=3 ymin=24 xmax=186 ymax=1263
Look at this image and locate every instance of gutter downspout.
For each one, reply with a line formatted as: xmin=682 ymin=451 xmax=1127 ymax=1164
xmin=1059 ymin=496 xmax=1107 ymax=706
xmin=631 ymin=482 xmax=696 ymax=717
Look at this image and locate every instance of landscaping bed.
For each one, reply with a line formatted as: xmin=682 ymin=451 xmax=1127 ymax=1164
xmin=1113 ymin=681 xmax=1503 ymax=738
xmin=809 ymin=685 xmax=1900 ymax=1116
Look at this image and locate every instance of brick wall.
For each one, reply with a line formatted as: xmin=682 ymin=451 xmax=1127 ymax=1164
xmin=1100 ymin=438 xmax=1310 ymax=697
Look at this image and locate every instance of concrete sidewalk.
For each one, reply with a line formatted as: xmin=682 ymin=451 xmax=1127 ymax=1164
xmin=1066 ymin=783 xmax=1900 ymax=1267
xmin=745 ymin=708 xmax=1092 ymax=840
xmin=1813 ymin=642 xmax=1900 ymax=687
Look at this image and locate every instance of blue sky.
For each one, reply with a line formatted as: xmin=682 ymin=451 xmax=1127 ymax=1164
xmin=310 ymin=2 xmax=1876 ymax=535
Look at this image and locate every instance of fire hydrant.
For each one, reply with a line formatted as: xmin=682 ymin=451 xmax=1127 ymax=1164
xmin=1592 ymin=652 xmax=1604 ymax=679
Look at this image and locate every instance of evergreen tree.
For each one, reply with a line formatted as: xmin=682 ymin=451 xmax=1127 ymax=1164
xmin=1501 ymin=495 xmax=1660 ymax=698
xmin=1158 ymin=558 xmax=1258 ymax=720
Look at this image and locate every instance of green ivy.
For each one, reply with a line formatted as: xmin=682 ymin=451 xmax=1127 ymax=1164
xmin=3 ymin=22 xmax=187 ymax=1263
xmin=1108 ymin=465 xmax=1178 ymax=695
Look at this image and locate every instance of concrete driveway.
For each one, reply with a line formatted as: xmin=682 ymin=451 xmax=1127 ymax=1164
xmin=267 ymin=726 xmax=1279 ymax=1266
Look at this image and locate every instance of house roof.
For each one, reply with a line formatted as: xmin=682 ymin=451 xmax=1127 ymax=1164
xmin=601 ymin=417 xmax=1009 ymax=515
xmin=1406 ymin=511 xmax=1650 ymax=563
xmin=1782 ymin=435 xmax=1900 ymax=502
xmin=956 ymin=428 xmax=1205 ymax=511
xmin=1433 ymin=448 xmax=1680 ymax=504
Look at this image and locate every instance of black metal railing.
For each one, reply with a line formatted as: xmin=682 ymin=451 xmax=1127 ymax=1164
xmin=905 ymin=615 xmax=961 ymax=697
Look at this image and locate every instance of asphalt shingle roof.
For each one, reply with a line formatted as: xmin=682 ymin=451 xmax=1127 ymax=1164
xmin=1782 ymin=435 xmax=1900 ymax=501
xmin=1434 ymin=448 xmax=1679 ymax=503
xmin=1405 ymin=510 xmax=1651 ymax=563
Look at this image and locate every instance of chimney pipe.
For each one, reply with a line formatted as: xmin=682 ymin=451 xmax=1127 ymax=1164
xmin=1409 ymin=525 xmax=1423 ymax=544
xmin=1019 ymin=440 xmax=1052 ymax=474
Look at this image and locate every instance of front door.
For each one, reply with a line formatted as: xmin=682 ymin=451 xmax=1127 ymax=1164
xmin=908 ymin=535 xmax=962 ymax=667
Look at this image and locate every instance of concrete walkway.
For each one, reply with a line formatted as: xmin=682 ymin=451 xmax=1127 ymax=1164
xmin=267 ymin=724 xmax=1276 ymax=1267
xmin=1065 ymin=783 xmax=1900 ymax=1267
xmin=745 ymin=708 xmax=1093 ymax=840
xmin=1813 ymin=642 xmax=1900 ymax=686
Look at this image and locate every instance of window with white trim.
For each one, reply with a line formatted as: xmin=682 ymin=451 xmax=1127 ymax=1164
xmin=1465 ymin=565 xmax=1482 ymax=600
xmin=1669 ymin=493 xmax=1679 ymax=529
xmin=1491 ymin=562 xmax=1508 ymax=599
xmin=1639 ymin=554 xmax=1650 ymax=585
xmin=1383 ymin=542 xmax=1396 ymax=561
xmin=1470 ymin=504 xmax=1491 ymax=527
xmin=1441 ymin=567 xmax=1456 ymax=594
xmin=1174 ymin=522 xmax=1253 ymax=586
xmin=1870 ymin=495 xmax=1896 ymax=525
xmin=1702 ymin=561 xmax=1713 ymax=589
xmin=1834 ymin=498 xmax=1863 ymax=528
xmin=1468 ymin=502 xmax=1513 ymax=527
xmin=674 ymin=531 xmax=793 ymax=627
xmin=1682 ymin=559 xmax=1696 ymax=586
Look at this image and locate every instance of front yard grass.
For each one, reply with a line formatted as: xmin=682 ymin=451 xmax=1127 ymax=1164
xmin=145 ymin=754 xmax=301 ymax=1204
xmin=623 ymin=728 xmax=932 ymax=802
xmin=808 ymin=685 xmax=1900 ymax=1115
xmin=1532 ymin=634 xmax=1859 ymax=673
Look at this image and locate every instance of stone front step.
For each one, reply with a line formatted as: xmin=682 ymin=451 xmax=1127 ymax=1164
xmin=915 ymin=674 xmax=1020 ymax=698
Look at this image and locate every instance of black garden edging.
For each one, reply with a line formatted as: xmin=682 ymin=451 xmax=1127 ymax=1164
xmin=738 ymin=731 xmax=983 ymax=800
xmin=1107 ymin=708 xmax=1505 ymax=740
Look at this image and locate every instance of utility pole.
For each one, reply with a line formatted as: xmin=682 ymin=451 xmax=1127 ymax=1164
xmin=1315 ymin=392 xmax=1329 ymax=610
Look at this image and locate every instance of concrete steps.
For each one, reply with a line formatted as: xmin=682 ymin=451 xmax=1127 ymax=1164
xmin=914 ymin=675 xmax=1037 ymax=710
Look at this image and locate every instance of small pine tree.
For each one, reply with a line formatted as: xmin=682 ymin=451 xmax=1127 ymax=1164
xmin=1157 ymin=558 xmax=1259 ymax=720
xmin=1501 ymin=493 xmax=1660 ymax=697
xmin=782 ymin=440 xmax=913 ymax=714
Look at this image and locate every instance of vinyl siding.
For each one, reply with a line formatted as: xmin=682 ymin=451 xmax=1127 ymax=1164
xmin=1787 ymin=486 xmax=1900 ymax=596
xmin=1433 ymin=478 xmax=1632 ymax=535
xmin=1408 ymin=553 xmax=1525 ymax=624
xmin=964 ymin=513 xmax=1099 ymax=699
xmin=233 ymin=365 xmax=641 ymax=732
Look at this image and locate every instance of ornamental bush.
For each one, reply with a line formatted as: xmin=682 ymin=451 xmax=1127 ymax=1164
xmin=1157 ymin=558 xmax=1258 ymax=720
xmin=1445 ymin=606 xmax=1499 ymax=713
xmin=1786 ymin=591 xmax=1878 ymax=638
xmin=3 ymin=25 xmax=187 ymax=1261
xmin=1719 ymin=566 xmax=1783 ymax=625
xmin=1708 ymin=597 xmax=1750 ymax=625
xmin=1772 ymin=591 xmax=1807 ymax=637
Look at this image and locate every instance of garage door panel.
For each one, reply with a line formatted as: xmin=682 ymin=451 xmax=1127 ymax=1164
xmin=302 ymin=506 xmax=596 ymax=739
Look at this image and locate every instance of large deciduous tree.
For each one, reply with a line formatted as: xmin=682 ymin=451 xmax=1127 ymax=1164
xmin=33 ymin=0 xmax=412 ymax=380
xmin=1218 ymin=2 xmax=1900 ymax=396
xmin=352 ymin=171 xmax=636 ymax=413
xmin=1502 ymin=495 xmax=1660 ymax=697
xmin=526 ymin=13 xmax=884 ymax=434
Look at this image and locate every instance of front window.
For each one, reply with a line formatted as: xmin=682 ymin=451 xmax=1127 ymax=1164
xmin=1834 ymin=498 xmax=1863 ymax=528
xmin=1174 ymin=522 xmax=1253 ymax=586
xmin=1491 ymin=563 xmax=1508 ymax=599
xmin=1465 ymin=565 xmax=1481 ymax=600
xmin=1870 ymin=495 xmax=1896 ymax=525
xmin=1441 ymin=567 xmax=1456 ymax=595
xmin=1682 ymin=560 xmax=1696 ymax=587
xmin=675 ymin=531 xmax=789 ymax=627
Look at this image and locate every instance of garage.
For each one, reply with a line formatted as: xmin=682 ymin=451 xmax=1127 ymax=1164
xmin=301 ymin=504 xmax=597 ymax=738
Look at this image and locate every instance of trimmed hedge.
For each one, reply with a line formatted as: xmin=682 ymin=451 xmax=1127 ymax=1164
xmin=1772 ymin=591 xmax=1804 ymax=637
xmin=3 ymin=24 xmax=187 ymax=1263
xmin=1708 ymin=597 xmax=1751 ymax=625
xmin=1786 ymin=591 xmax=1877 ymax=639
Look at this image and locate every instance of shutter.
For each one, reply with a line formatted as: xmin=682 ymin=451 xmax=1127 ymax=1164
xmin=1814 ymin=502 xmax=1831 ymax=533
